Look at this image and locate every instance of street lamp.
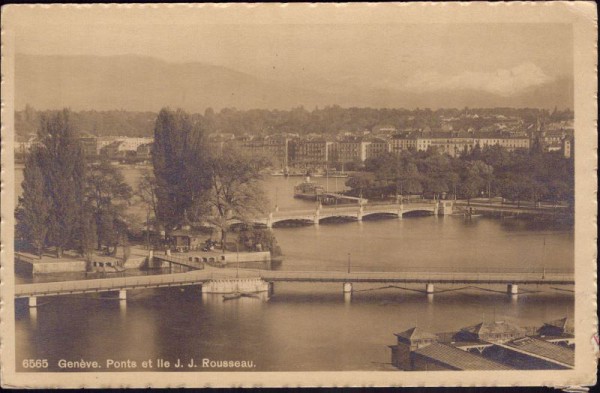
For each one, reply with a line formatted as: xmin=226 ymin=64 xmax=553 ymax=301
xmin=347 ymin=253 xmax=351 ymax=273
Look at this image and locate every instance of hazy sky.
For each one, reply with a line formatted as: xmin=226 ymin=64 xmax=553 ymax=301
xmin=7 ymin=5 xmax=573 ymax=97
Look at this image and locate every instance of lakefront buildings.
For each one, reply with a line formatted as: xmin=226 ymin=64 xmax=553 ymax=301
xmin=15 ymin=120 xmax=574 ymax=164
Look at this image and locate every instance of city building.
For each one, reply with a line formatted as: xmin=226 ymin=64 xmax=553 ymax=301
xmin=389 ymin=318 xmax=574 ymax=371
xmin=293 ymin=138 xmax=334 ymax=167
xmin=428 ymin=132 xmax=474 ymax=157
xmin=457 ymin=320 xmax=527 ymax=344
xmin=389 ymin=327 xmax=440 ymax=370
xmin=136 ymin=143 xmax=153 ymax=161
xmin=390 ymin=132 xmax=417 ymax=153
xmin=366 ymin=136 xmax=391 ymax=159
xmin=336 ymin=137 xmax=371 ymax=163
xmin=536 ymin=317 xmax=574 ymax=347
xmin=481 ymin=336 xmax=574 ymax=370
xmin=411 ymin=342 xmax=512 ymax=371
xmin=15 ymin=136 xmax=40 ymax=155
xmin=264 ymin=135 xmax=290 ymax=168
xmin=117 ymin=137 xmax=154 ymax=152
xmin=100 ymin=141 xmax=125 ymax=159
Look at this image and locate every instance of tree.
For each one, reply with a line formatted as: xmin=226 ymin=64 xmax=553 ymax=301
xmin=238 ymin=228 xmax=282 ymax=257
xmin=420 ymin=154 xmax=454 ymax=199
xmin=345 ymin=173 xmax=374 ymax=196
xmin=396 ymin=162 xmax=423 ymax=197
xmin=152 ymin=108 xmax=211 ymax=232
xmin=35 ymin=110 xmax=87 ymax=257
xmin=460 ymin=161 xmax=492 ymax=204
xmin=80 ymin=208 xmax=97 ymax=266
xmin=206 ymin=147 xmax=269 ymax=251
xmin=136 ymin=169 xmax=160 ymax=244
xmin=86 ymin=159 xmax=133 ymax=252
xmin=498 ymin=174 xmax=530 ymax=207
xmin=15 ymin=151 xmax=50 ymax=258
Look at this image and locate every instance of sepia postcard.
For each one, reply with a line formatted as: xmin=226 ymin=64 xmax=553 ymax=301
xmin=1 ymin=2 xmax=597 ymax=389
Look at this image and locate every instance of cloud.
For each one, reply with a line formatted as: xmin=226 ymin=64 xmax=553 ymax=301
xmin=403 ymin=62 xmax=553 ymax=96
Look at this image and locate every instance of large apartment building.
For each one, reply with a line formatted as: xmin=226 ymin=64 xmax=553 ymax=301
xmin=292 ymin=138 xmax=335 ymax=167
xmin=388 ymin=130 xmax=532 ymax=157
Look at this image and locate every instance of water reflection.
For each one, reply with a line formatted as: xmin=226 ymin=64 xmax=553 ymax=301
xmin=29 ymin=306 xmax=37 ymax=325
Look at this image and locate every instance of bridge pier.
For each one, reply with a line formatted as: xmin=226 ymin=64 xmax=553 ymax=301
xmin=440 ymin=201 xmax=453 ymax=215
xmin=344 ymin=292 xmax=352 ymax=304
xmin=118 ymin=290 xmax=127 ymax=301
xmin=28 ymin=296 xmax=37 ymax=308
xmin=425 ymin=283 xmax=435 ymax=294
xmin=343 ymin=282 xmax=353 ymax=293
xmin=507 ymin=284 xmax=519 ymax=295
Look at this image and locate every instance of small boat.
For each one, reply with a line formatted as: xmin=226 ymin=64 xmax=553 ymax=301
xmin=240 ymin=292 xmax=260 ymax=298
xmin=222 ymin=293 xmax=243 ymax=301
xmin=222 ymin=292 xmax=260 ymax=301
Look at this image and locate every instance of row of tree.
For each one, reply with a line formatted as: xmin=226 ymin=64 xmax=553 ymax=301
xmin=17 ymin=108 xmax=273 ymax=258
xmin=16 ymin=110 xmax=134 ymax=259
xmin=346 ymin=144 xmax=574 ymax=206
xmin=16 ymin=105 xmax=573 ymax=140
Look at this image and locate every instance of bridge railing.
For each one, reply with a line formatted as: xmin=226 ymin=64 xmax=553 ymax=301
xmin=260 ymin=262 xmax=572 ymax=275
xmin=15 ymin=271 xmax=214 ymax=297
xmin=258 ymin=270 xmax=574 ymax=283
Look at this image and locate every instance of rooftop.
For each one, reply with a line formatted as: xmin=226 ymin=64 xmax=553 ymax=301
xmin=543 ymin=317 xmax=574 ymax=333
xmin=394 ymin=327 xmax=438 ymax=342
xmin=503 ymin=337 xmax=574 ymax=367
xmin=413 ymin=343 xmax=512 ymax=370
xmin=461 ymin=320 xmax=526 ymax=337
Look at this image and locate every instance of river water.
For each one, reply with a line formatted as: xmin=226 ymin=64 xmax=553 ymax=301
xmin=14 ymin=166 xmax=574 ymax=372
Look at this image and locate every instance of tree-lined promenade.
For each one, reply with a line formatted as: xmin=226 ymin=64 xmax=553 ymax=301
xmin=344 ymin=144 xmax=573 ymax=208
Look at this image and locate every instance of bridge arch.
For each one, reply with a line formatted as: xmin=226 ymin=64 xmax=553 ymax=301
xmin=271 ymin=218 xmax=315 ymax=228
xmin=402 ymin=209 xmax=435 ymax=217
xmin=319 ymin=215 xmax=359 ymax=224
xmin=361 ymin=212 xmax=401 ymax=220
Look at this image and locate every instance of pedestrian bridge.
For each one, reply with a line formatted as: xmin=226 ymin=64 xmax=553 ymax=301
xmin=16 ymin=267 xmax=573 ymax=306
xmin=254 ymin=201 xmax=453 ymax=228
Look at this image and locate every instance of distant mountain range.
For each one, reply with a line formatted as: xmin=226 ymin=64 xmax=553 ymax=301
xmin=15 ymin=54 xmax=573 ymax=112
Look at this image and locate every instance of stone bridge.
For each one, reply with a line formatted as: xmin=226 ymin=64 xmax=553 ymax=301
xmin=252 ymin=201 xmax=453 ymax=228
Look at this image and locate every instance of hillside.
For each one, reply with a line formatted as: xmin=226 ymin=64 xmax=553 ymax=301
xmin=15 ymin=54 xmax=573 ymax=112
xmin=15 ymin=54 xmax=328 ymax=112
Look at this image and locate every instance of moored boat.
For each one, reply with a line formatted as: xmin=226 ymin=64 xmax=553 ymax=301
xmin=223 ymin=293 xmax=243 ymax=301
xmin=294 ymin=176 xmax=325 ymax=200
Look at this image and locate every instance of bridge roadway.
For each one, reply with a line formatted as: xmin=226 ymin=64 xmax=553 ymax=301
xmin=16 ymin=268 xmax=573 ymax=303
